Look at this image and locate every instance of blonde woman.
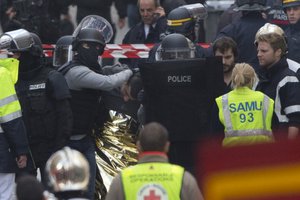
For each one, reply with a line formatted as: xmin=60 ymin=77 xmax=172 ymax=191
xmin=215 ymin=63 xmax=274 ymax=147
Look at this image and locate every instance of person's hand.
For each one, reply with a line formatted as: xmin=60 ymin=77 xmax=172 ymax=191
xmin=16 ymin=155 xmax=27 ymax=168
xmin=121 ymin=83 xmax=133 ymax=101
xmin=155 ymin=6 xmax=165 ymax=17
xmin=6 ymin=6 xmax=16 ymax=20
xmin=118 ymin=18 xmax=126 ymax=29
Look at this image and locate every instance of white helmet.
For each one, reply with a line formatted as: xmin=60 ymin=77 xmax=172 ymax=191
xmin=45 ymin=147 xmax=90 ymax=193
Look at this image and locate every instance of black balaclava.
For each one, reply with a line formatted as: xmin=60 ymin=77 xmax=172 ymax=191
xmin=76 ymin=42 xmax=105 ymax=72
xmin=18 ymin=51 xmax=41 ymax=72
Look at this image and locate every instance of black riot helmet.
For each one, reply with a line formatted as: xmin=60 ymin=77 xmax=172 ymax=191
xmin=72 ymin=28 xmax=105 ymax=51
xmin=0 ymin=29 xmax=43 ymax=57
xmin=156 ymin=33 xmax=196 ymax=61
xmin=234 ymin=0 xmax=269 ymax=11
xmin=166 ymin=3 xmax=207 ymax=41
xmin=53 ymin=35 xmax=74 ymax=67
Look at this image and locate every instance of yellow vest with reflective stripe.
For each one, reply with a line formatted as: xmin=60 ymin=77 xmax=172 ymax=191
xmin=122 ymin=162 xmax=184 ymax=200
xmin=215 ymin=87 xmax=274 ymax=147
xmin=0 ymin=58 xmax=22 ymax=132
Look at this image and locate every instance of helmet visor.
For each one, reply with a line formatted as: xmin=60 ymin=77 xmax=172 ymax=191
xmin=0 ymin=29 xmax=33 ymax=51
xmin=157 ymin=48 xmax=196 ymax=61
xmin=73 ymin=15 xmax=113 ymax=44
xmin=53 ymin=45 xmax=74 ymax=67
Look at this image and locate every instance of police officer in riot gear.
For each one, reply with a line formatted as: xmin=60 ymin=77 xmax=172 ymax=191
xmin=155 ymin=33 xmax=196 ymax=61
xmin=0 ymin=29 xmax=73 ymax=184
xmin=58 ymin=15 xmax=133 ymax=200
xmin=148 ymin=3 xmax=209 ymax=62
xmin=216 ymin=0 xmax=268 ymax=71
xmin=53 ymin=35 xmax=74 ymax=69
xmin=45 ymin=147 xmax=90 ymax=200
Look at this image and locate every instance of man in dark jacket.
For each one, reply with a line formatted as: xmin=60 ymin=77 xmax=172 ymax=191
xmin=3 ymin=29 xmax=73 ymax=184
xmin=255 ymin=24 xmax=300 ymax=140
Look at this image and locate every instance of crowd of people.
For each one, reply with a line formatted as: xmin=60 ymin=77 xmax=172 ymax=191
xmin=1 ymin=0 xmax=300 ymax=199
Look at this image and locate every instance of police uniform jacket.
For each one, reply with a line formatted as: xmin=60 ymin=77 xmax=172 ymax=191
xmin=0 ymin=58 xmax=29 ymax=173
xmin=16 ymin=66 xmax=72 ymax=164
xmin=216 ymin=12 xmax=267 ymax=70
xmin=105 ymin=152 xmax=203 ymax=200
xmin=256 ymin=58 xmax=300 ymax=135
xmin=285 ymin=20 xmax=300 ymax=63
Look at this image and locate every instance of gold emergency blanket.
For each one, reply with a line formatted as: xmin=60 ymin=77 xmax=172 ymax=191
xmin=94 ymin=110 xmax=138 ymax=200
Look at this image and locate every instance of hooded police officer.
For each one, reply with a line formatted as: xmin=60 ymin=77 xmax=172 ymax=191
xmin=57 ymin=15 xmax=133 ymax=200
xmin=1 ymin=29 xmax=73 ymax=184
xmin=148 ymin=3 xmax=210 ymax=62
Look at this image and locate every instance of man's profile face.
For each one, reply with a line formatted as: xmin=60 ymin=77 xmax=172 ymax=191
xmin=257 ymin=41 xmax=280 ymax=68
xmin=139 ymin=0 xmax=157 ymax=25
xmin=286 ymin=5 xmax=300 ymax=24
xmin=215 ymin=49 xmax=235 ymax=73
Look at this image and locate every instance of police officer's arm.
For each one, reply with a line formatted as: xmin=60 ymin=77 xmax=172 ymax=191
xmin=105 ymin=173 xmax=125 ymax=200
xmin=47 ymin=71 xmax=73 ymax=150
xmin=67 ymin=66 xmax=133 ymax=91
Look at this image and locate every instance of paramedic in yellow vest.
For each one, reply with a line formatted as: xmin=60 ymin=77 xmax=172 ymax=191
xmin=215 ymin=63 xmax=274 ymax=147
xmin=0 ymin=58 xmax=29 ymax=199
xmin=105 ymin=122 xmax=203 ymax=200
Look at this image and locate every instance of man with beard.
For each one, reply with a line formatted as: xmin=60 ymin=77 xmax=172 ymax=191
xmin=255 ymin=25 xmax=300 ymax=140
xmin=212 ymin=36 xmax=238 ymax=92
xmin=210 ymin=36 xmax=238 ymax=138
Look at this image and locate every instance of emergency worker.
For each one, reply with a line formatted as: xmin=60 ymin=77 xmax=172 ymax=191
xmin=255 ymin=23 xmax=300 ymax=78
xmin=216 ymin=0 xmax=268 ymax=71
xmin=45 ymin=147 xmax=90 ymax=200
xmin=58 ymin=16 xmax=133 ymax=200
xmin=1 ymin=29 xmax=73 ymax=183
xmin=282 ymin=0 xmax=300 ymax=63
xmin=53 ymin=35 xmax=74 ymax=69
xmin=148 ymin=3 xmax=209 ymax=62
xmin=105 ymin=122 xmax=204 ymax=200
xmin=255 ymin=25 xmax=300 ymax=139
xmin=216 ymin=63 xmax=274 ymax=147
xmin=0 ymin=57 xmax=29 ymax=200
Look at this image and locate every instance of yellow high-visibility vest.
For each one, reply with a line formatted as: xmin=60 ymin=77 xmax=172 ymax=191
xmin=215 ymin=87 xmax=274 ymax=147
xmin=122 ymin=162 xmax=184 ymax=200
xmin=0 ymin=58 xmax=22 ymax=133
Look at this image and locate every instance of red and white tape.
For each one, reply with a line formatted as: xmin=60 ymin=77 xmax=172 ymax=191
xmin=1 ymin=43 xmax=210 ymax=59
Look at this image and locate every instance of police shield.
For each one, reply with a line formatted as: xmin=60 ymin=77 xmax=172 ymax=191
xmin=139 ymin=57 xmax=224 ymax=142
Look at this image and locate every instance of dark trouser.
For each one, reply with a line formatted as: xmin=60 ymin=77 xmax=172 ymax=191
xmin=68 ymin=135 xmax=96 ymax=200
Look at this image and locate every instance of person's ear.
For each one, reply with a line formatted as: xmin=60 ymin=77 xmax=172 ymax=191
xmin=164 ymin=141 xmax=170 ymax=153
xmin=275 ymin=48 xmax=282 ymax=58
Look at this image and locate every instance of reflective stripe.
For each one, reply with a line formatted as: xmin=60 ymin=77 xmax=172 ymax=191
xmin=167 ymin=18 xmax=192 ymax=26
xmin=0 ymin=125 xmax=3 ymax=133
xmin=0 ymin=110 xmax=22 ymax=123
xmin=285 ymin=105 xmax=300 ymax=114
xmin=275 ymin=76 xmax=299 ymax=122
xmin=225 ymin=129 xmax=273 ymax=137
xmin=222 ymin=94 xmax=233 ymax=131
xmin=262 ymin=95 xmax=269 ymax=130
xmin=0 ymin=94 xmax=18 ymax=107
xmin=287 ymin=59 xmax=300 ymax=73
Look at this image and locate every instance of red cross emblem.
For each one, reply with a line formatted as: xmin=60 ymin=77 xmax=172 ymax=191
xmin=144 ymin=190 xmax=161 ymax=200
